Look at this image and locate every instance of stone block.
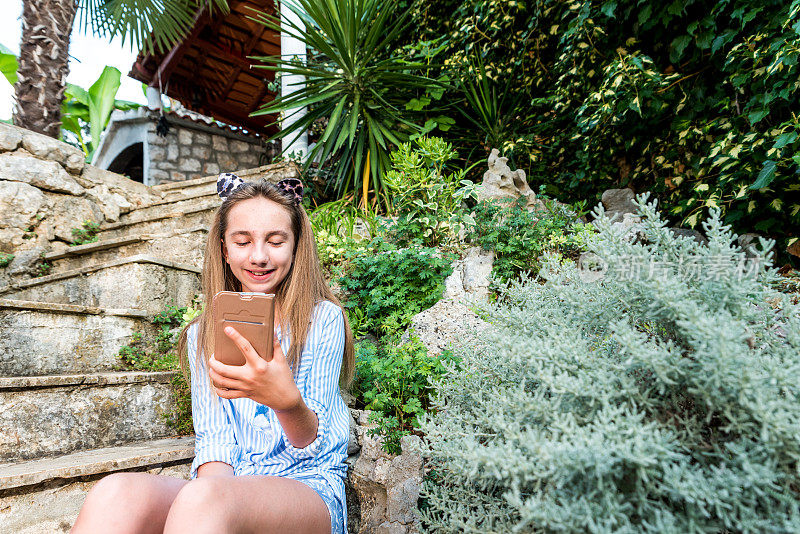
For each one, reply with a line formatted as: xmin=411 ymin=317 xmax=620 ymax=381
xmin=212 ymin=135 xmax=229 ymax=151
xmin=192 ymin=145 xmax=211 ymax=159
xmin=238 ymin=151 xmax=260 ymax=167
xmin=0 ymin=457 xmax=189 ymax=533
xmin=178 ymin=129 xmax=194 ymax=145
xmin=194 ymin=132 xmax=211 ymax=145
xmin=170 ymin=171 xmax=186 ymax=182
xmin=148 ymin=130 xmax=167 ymax=146
xmin=5 ymin=246 xmax=46 ymax=277
xmin=0 ymin=122 xmax=23 ymax=152
xmin=230 ymin=140 xmax=251 ymax=153
xmin=179 ymin=158 xmax=202 ymax=172
xmin=0 ymin=374 xmax=177 ymax=461
xmin=149 ymin=146 xmax=166 ymax=161
xmin=0 ymin=304 xmax=153 ymax=376
xmin=166 ymin=143 xmax=180 ymax=161
xmin=217 ymin=154 xmax=237 ymax=171
xmin=0 ymin=154 xmax=84 ymax=195
xmin=202 ymin=162 xmax=220 ymax=175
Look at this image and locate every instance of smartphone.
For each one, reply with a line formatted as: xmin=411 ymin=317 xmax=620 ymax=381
xmin=212 ymin=291 xmax=275 ymax=366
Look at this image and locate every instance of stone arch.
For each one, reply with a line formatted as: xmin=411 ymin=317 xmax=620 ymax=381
xmin=105 ymin=142 xmax=144 ymax=183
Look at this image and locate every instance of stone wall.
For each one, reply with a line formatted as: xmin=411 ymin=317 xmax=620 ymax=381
xmin=145 ymin=116 xmax=263 ymax=185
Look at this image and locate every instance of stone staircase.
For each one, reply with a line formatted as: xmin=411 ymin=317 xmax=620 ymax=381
xmin=0 ymin=163 xmax=299 ymax=532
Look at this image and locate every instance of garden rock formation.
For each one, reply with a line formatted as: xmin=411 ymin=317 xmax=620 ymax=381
xmin=477 ymin=148 xmax=543 ymax=211
xmin=402 ymin=247 xmax=494 ymax=356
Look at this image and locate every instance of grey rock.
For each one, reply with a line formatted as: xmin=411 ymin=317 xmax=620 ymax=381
xmin=601 ymin=188 xmax=638 ymax=221
xmin=477 ymin=148 xmax=542 ymax=211
xmin=403 ymin=248 xmax=494 ymax=356
xmin=0 ymin=154 xmax=84 ymax=195
xmin=6 ymin=246 xmax=46 ymax=276
xmin=0 ymin=122 xmax=23 ymax=151
xmin=194 ymin=132 xmax=211 ymax=146
xmin=150 ymin=169 xmax=169 ymax=183
xmin=738 ymin=233 xmax=763 ymax=258
xmin=148 ymin=130 xmax=167 ymax=146
xmin=0 ymin=180 xmax=46 ymax=230
xmin=16 ymin=126 xmax=86 ymax=174
xmin=170 ymin=171 xmax=186 ymax=182
xmin=46 ymin=195 xmax=105 ymax=242
xmin=86 ymin=184 xmax=122 ymax=222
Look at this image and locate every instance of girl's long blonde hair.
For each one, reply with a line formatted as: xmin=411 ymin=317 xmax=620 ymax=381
xmin=177 ymin=178 xmax=355 ymax=395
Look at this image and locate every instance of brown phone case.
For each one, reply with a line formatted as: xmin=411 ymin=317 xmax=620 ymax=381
xmin=212 ymin=291 xmax=275 ymax=366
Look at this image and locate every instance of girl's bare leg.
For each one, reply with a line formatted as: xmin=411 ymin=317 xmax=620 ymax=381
xmin=70 ymin=472 xmax=189 ymax=534
xmin=163 ymin=475 xmax=331 ymax=534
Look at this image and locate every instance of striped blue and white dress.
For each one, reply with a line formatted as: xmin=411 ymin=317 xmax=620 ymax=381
xmin=186 ymin=300 xmax=350 ymax=534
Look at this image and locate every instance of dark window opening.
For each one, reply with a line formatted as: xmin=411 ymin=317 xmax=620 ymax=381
xmin=107 ymin=142 xmax=144 ymax=183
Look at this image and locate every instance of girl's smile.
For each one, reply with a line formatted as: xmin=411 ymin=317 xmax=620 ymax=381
xmin=222 ymin=196 xmax=296 ymax=294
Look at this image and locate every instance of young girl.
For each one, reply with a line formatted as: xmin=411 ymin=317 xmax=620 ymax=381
xmin=71 ymin=174 xmax=354 ymax=534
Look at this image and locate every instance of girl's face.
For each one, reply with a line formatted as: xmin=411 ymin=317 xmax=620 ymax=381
xmin=222 ymin=196 xmax=296 ymax=294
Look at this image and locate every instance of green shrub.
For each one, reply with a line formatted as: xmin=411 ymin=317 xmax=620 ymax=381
xmin=352 ymin=337 xmax=457 ymax=454
xmin=402 ymin=0 xmax=800 ymax=267
xmin=383 ymin=136 xmax=478 ymax=248
xmin=420 ymin=194 xmax=800 ymax=532
xmin=70 ymin=220 xmax=100 ymax=246
xmin=0 ymin=253 xmax=13 ymax=268
xmin=337 ymin=237 xmax=454 ymax=337
xmin=118 ymin=298 xmax=202 ymax=432
xmin=468 ymin=196 xmax=596 ymax=285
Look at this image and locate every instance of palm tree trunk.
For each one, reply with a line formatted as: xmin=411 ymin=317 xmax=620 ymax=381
xmin=13 ymin=0 xmax=78 ymax=138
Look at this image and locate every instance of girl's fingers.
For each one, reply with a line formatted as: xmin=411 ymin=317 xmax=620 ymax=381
xmin=224 ymin=326 xmax=260 ymax=365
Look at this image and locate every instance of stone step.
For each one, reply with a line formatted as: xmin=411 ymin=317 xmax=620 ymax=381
xmin=95 ymin=203 xmax=217 ymax=241
xmin=0 ymin=372 xmax=181 ymax=462
xmin=0 ymin=299 xmax=155 ymax=377
xmin=0 ymin=255 xmax=200 ymax=315
xmin=0 ymin=436 xmax=193 ymax=534
xmin=44 ymin=226 xmax=208 ymax=274
xmin=150 ymin=161 xmax=297 ymax=200
xmin=116 ymin=192 xmax=219 ymax=226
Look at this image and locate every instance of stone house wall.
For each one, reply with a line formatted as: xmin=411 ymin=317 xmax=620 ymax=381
xmin=144 ymin=115 xmax=264 ymax=185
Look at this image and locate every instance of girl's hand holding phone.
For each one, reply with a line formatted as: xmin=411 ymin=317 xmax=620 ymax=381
xmin=207 ymin=326 xmax=302 ymax=412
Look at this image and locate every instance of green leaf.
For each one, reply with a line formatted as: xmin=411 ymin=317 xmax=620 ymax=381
xmin=0 ymin=44 xmax=18 ymax=86
xmin=749 ymin=160 xmax=777 ymax=190
xmin=773 ymin=132 xmax=798 ymax=150
xmin=670 ymin=35 xmax=692 ymax=63
xmin=747 ymin=109 xmax=769 ymax=125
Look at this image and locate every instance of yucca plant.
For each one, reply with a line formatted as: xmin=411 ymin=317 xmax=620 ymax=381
xmin=249 ymin=0 xmax=438 ymax=210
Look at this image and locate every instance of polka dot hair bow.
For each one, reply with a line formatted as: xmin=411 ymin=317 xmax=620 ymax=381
xmin=276 ymin=178 xmax=304 ymax=205
xmin=216 ymin=172 xmax=245 ymax=201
